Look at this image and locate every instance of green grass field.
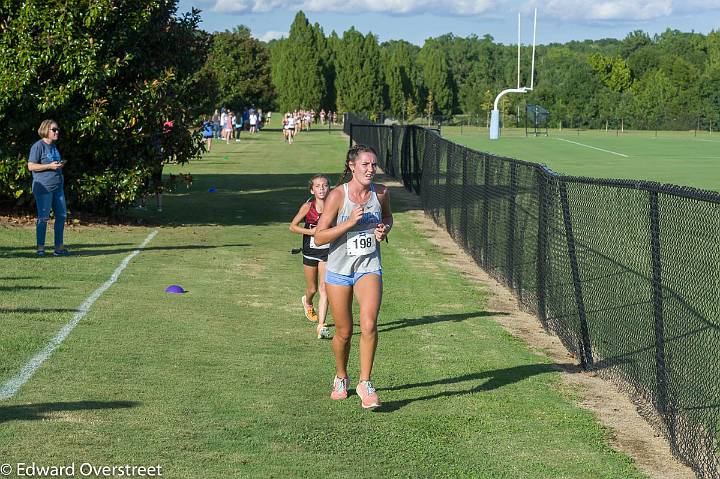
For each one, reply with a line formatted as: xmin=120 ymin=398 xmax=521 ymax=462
xmin=0 ymin=128 xmax=648 ymax=477
xmin=443 ymin=126 xmax=720 ymax=192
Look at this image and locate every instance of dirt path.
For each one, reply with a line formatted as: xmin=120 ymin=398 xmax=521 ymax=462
xmin=387 ymin=178 xmax=696 ymax=479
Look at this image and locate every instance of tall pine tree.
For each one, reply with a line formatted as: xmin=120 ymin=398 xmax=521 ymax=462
xmin=419 ymin=46 xmax=453 ymax=117
xmin=335 ymin=28 xmax=384 ymax=115
xmin=383 ymin=40 xmax=417 ymax=117
xmin=273 ymin=11 xmax=326 ymax=111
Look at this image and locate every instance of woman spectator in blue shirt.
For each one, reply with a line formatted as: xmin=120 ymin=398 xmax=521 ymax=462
xmin=27 ymin=119 xmax=69 ymax=256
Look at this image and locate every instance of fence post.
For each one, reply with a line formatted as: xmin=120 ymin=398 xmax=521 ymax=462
xmin=461 ymin=149 xmax=470 ymax=250
xmin=536 ymin=169 xmax=549 ymax=329
xmin=481 ymin=156 xmax=492 ymax=269
xmin=559 ymin=182 xmax=593 ymax=368
xmin=507 ymin=162 xmax=518 ymax=289
xmin=649 ymin=191 xmax=671 ymax=422
xmin=445 ymin=144 xmax=454 ymax=235
xmin=349 ymin=124 xmax=353 ymax=148
xmin=390 ymin=125 xmax=397 ymax=178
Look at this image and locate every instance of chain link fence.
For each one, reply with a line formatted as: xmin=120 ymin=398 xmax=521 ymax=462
xmin=345 ymin=112 xmax=720 ymax=478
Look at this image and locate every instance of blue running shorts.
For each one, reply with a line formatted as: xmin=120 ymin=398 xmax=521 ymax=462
xmin=325 ymin=269 xmax=382 ymax=287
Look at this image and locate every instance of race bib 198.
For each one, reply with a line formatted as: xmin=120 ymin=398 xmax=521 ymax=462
xmin=346 ymin=229 xmax=376 ymax=256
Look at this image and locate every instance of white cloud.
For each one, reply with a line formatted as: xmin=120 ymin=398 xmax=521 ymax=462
xmin=212 ymin=0 xmax=497 ymax=15
xmin=210 ymin=0 xmax=720 ymax=20
xmin=257 ymin=30 xmax=288 ymax=41
xmin=214 ymin=0 xmax=289 ymax=13
xmin=530 ymin=0 xmax=720 ymax=22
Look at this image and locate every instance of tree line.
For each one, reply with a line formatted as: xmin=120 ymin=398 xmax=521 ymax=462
xmin=2 ymin=4 xmax=718 ymax=212
xmin=261 ymin=12 xmax=720 ymax=131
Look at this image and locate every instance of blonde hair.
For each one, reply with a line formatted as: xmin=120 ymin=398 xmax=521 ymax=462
xmin=37 ymin=119 xmax=57 ymax=139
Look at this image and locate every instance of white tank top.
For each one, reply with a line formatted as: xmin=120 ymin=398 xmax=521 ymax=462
xmin=327 ymin=183 xmax=382 ymax=276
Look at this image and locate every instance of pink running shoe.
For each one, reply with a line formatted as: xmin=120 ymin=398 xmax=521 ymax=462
xmin=356 ymin=380 xmax=381 ymax=409
xmin=330 ymin=376 xmax=348 ymax=400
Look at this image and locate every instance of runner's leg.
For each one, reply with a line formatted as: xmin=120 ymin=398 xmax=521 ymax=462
xmin=327 ymin=283 xmax=353 ymax=378
xmin=303 ymin=264 xmax=318 ymax=306
xmin=353 ymin=274 xmax=382 ymax=381
xmin=317 ymin=261 xmax=329 ymax=327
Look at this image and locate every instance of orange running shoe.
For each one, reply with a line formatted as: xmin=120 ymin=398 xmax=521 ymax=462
xmin=301 ymin=295 xmax=318 ymax=322
xmin=330 ymin=376 xmax=348 ymax=400
xmin=356 ymin=380 xmax=381 ymax=409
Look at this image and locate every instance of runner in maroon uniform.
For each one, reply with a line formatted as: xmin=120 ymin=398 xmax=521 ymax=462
xmin=289 ymin=175 xmax=332 ymax=339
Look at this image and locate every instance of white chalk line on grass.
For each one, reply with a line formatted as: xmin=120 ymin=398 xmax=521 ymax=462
xmin=555 ymin=138 xmax=629 ymax=158
xmin=0 ymin=230 xmax=158 ymax=401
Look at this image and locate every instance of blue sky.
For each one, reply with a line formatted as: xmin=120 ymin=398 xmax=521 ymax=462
xmin=177 ymin=0 xmax=719 ymax=45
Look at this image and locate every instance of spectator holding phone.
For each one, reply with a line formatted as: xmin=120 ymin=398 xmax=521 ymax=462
xmin=27 ymin=119 xmax=69 ymax=256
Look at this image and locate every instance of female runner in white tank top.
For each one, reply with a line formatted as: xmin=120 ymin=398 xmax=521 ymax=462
xmin=314 ymin=145 xmax=392 ymax=409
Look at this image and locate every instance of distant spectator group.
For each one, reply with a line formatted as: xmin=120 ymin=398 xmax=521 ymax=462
xmin=200 ymin=106 xmax=267 ymax=150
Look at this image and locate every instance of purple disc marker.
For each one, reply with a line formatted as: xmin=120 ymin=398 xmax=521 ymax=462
xmin=165 ymin=285 xmax=186 ymax=294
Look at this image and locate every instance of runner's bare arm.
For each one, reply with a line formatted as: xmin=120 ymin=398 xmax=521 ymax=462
xmin=375 ymin=184 xmax=393 ymax=241
xmin=289 ymin=202 xmax=312 ymax=235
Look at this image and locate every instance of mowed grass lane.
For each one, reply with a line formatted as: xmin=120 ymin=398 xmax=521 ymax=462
xmin=0 ymin=129 xmax=644 ymax=477
xmin=445 ymin=127 xmax=720 ymax=192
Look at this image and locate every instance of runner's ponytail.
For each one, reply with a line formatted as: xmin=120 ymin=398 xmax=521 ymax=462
xmin=336 ymin=164 xmax=351 ymax=187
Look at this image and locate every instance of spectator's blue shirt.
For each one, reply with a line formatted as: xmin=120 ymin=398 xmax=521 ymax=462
xmin=29 ymin=139 xmax=63 ymax=192
xmin=202 ymin=121 xmax=213 ymax=138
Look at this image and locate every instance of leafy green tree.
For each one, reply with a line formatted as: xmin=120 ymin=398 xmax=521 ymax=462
xmin=0 ymin=0 xmax=206 ymax=212
xmin=335 ymin=28 xmax=384 ymax=114
xmin=419 ymin=46 xmax=453 ymax=116
xmin=588 ymin=53 xmax=632 ymax=92
xmin=627 ymin=45 xmax=660 ymax=80
xmin=334 ymin=28 xmax=364 ymax=113
xmin=707 ymin=31 xmax=720 ymax=67
xmin=321 ymin=29 xmax=339 ymax=110
xmin=425 ymin=90 xmax=435 ymax=122
xmin=620 ymin=30 xmax=652 ymax=58
xmin=700 ymin=63 xmax=720 ymax=127
xmin=458 ymin=66 xmax=490 ymax=116
xmin=204 ymin=26 xmax=274 ymax=111
xmin=382 ymin=40 xmax=417 ymax=117
xmin=405 ymin=97 xmax=417 ymax=121
xmin=272 ymin=11 xmax=326 ymax=111
xmin=381 ymin=47 xmax=398 ymax=115
xmin=632 ymin=70 xmax=677 ymax=129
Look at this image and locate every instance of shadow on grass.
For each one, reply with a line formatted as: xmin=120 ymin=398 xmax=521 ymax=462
xmin=378 ymin=311 xmax=508 ymax=334
xmin=1 ymin=243 xmax=250 ymax=258
xmin=374 ymin=363 xmax=579 ymax=413
xmin=0 ymin=244 xmax=133 ymax=253
xmin=126 ymin=173 xmax=424 ymax=227
xmin=0 ymin=400 xmax=140 ymax=423
xmin=0 ymin=308 xmax=77 ymax=315
xmin=0 ymin=276 xmax=38 ymax=280
xmin=0 ymin=286 xmax=63 ymax=292
xmin=69 ymin=243 xmax=251 ymax=257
